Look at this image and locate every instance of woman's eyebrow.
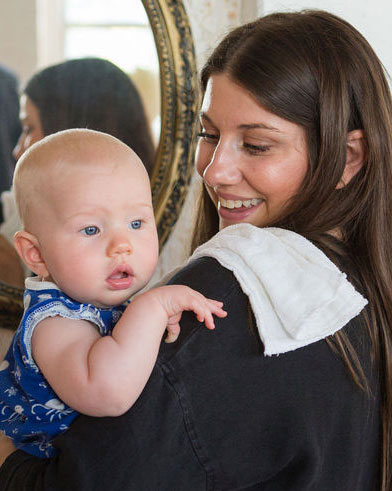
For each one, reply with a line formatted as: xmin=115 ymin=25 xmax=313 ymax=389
xmin=199 ymin=112 xmax=213 ymax=123
xmin=199 ymin=113 xmax=280 ymax=132
xmin=239 ymin=123 xmax=280 ymax=132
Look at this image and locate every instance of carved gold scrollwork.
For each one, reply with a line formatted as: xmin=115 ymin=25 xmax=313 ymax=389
xmin=143 ymin=0 xmax=199 ymax=247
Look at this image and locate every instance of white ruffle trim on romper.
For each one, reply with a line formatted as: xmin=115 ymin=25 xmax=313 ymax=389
xmin=22 ymin=277 xmax=108 ymax=366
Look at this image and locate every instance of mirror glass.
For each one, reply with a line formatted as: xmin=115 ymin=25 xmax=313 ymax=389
xmin=62 ymin=0 xmax=161 ymax=142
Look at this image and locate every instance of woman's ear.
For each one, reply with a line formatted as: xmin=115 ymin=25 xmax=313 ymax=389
xmin=13 ymin=231 xmax=49 ymax=279
xmin=336 ymin=129 xmax=366 ymax=189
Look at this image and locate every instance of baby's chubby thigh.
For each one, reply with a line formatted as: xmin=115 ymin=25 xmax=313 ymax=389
xmin=0 ymin=431 xmax=16 ymax=466
xmin=0 ymin=328 xmax=13 ymax=361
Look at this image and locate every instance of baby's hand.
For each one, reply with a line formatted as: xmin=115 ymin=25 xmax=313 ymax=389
xmin=147 ymin=285 xmax=227 ymax=343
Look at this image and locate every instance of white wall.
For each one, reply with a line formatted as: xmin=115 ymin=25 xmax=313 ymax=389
xmin=184 ymin=0 xmax=252 ymax=70
xmin=257 ymin=0 xmax=392 ymax=82
xmin=0 ymin=0 xmax=37 ymax=85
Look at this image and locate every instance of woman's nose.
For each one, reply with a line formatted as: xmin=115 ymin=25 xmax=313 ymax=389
xmin=107 ymin=234 xmax=133 ymax=257
xmin=202 ymin=143 xmax=242 ymax=188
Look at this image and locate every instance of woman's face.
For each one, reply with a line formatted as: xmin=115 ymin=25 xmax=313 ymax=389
xmin=196 ymin=74 xmax=309 ymax=229
xmin=13 ymin=95 xmax=44 ymax=161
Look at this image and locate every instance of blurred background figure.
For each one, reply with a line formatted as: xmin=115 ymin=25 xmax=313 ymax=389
xmin=0 ymin=65 xmax=21 ymax=216
xmin=0 ymin=57 xmax=155 ymax=288
xmin=12 ymin=58 xmax=155 ymax=172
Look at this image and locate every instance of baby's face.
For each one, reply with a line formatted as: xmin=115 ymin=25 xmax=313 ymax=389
xmin=35 ymin=149 xmax=158 ymax=308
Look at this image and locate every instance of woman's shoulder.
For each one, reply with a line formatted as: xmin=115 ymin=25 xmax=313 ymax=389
xmin=168 ymin=256 xmax=240 ymax=301
xmin=161 ymin=256 xmax=248 ymax=358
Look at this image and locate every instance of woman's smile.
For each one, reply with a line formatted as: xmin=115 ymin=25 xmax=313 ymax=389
xmin=219 ymin=197 xmax=263 ymax=209
xmin=217 ymin=194 xmax=264 ymax=223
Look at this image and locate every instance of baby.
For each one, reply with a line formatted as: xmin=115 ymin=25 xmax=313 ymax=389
xmin=0 ymin=129 xmax=226 ymax=459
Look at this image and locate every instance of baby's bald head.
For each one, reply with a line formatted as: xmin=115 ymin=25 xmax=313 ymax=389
xmin=13 ymin=128 xmax=149 ymax=233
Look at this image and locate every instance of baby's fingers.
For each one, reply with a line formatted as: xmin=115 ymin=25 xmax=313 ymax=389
xmin=206 ymin=299 xmax=227 ymax=319
xmin=165 ymin=320 xmax=181 ymax=343
xmin=197 ymin=309 xmax=215 ymax=330
xmin=165 ymin=323 xmax=180 ymax=343
xmin=193 ymin=300 xmax=226 ymax=330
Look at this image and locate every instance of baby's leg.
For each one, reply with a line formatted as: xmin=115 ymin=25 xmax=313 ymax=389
xmin=0 ymin=327 xmax=14 ymax=361
xmin=0 ymin=433 xmax=16 ymax=466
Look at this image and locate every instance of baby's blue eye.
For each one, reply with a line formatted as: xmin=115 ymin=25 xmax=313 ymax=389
xmin=129 ymin=220 xmax=141 ymax=230
xmin=81 ymin=226 xmax=100 ymax=236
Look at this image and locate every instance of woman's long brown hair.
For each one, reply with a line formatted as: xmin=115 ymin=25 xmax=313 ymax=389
xmin=192 ymin=10 xmax=392 ymax=489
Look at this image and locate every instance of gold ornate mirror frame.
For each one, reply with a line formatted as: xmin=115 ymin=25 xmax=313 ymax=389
xmin=145 ymin=0 xmax=198 ymax=248
xmin=0 ymin=0 xmax=198 ymax=328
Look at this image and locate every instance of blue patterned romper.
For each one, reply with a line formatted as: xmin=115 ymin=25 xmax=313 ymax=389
xmin=0 ymin=277 xmax=125 ymax=457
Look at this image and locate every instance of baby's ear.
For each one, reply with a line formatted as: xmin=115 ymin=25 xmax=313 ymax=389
xmin=14 ymin=231 xmax=49 ymax=279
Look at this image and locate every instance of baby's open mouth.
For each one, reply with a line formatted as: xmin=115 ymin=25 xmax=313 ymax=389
xmin=106 ymin=265 xmax=134 ymax=290
xmin=109 ymin=271 xmax=130 ymax=279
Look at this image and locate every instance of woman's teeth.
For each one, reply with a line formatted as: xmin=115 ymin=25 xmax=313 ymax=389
xmin=219 ymin=198 xmax=262 ymax=209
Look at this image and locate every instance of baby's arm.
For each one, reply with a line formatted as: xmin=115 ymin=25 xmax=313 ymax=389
xmin=32 ymin=285 xmax=226 ymax=418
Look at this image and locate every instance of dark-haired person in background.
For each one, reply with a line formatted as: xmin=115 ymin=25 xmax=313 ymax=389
xmin=0 ymin=65 xmax=21 ymax=215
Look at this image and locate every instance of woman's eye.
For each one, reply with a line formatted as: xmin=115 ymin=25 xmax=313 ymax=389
xmin=129 ymin=220 xmax=142 ymax=230
xmin=81 ymin=226 xmax=100 ymax=236
xmin=197 ymin=131 xmax=219 ymax=144
xmin=243 ymin=143 xmax=270 ymax=155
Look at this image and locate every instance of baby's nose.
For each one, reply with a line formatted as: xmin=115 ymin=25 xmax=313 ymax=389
xmin=107 ymin=237 xmax=132 ymax=257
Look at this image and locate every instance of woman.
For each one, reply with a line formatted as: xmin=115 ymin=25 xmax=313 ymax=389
xmin=0 ymin=57 xmax=155 ymax=288
xmin=0 ymin=10 xmax=389 ymax=490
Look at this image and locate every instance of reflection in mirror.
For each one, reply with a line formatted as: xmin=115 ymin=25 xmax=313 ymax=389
xmin=43 ymin=0 xmax=160 ymax=143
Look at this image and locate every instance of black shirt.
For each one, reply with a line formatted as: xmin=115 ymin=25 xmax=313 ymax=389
xmin=0 ymin=257 xmax=381 ymax=490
